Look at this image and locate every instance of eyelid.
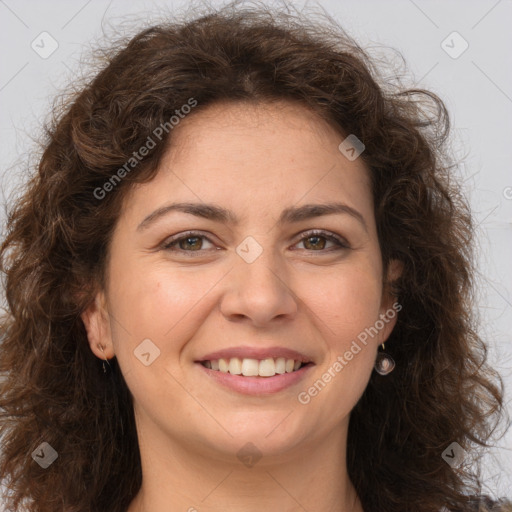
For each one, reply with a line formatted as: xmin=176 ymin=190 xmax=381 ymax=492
xmin=161 ymin=230 xmax=217 ymax=251
xmin=295 ymin=229 xmax=350 ymax=249
xmin=160 ymin=229 xmax=350 ymax=255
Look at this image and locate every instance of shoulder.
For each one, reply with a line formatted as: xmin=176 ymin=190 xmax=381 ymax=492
xmin=464 ymin=495 xmax=512 ymax=512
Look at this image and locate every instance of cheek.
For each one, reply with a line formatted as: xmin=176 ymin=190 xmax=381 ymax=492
xmin=299 ymin=267 xmax=382 ymax=415
xmin=109 ymin=265 xmax=206 ymax=340
xmin=307 ymin=262 xmax=383 ymax=351
xmin=106 ymin=255 xmax=228 ymax=375
xmin=287 ymin=263 xmax=383 ymax=430
xmin=105 ymin=263 xmax=217 ymax=414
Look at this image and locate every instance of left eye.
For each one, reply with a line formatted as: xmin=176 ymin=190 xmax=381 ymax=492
xmin=161 ymin=230 xmax=349 ymax=255
xmin=296 ymin=231 xmax=348 ymax=251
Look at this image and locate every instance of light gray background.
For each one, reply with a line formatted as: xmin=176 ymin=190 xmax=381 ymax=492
xmin=1 ymin=0 xmax=511 ymax=503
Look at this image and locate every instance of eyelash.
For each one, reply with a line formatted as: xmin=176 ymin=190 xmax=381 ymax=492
xmin=161 ymin=229 xmax=349 ymax=256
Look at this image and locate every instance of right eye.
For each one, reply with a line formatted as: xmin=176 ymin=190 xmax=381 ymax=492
xmin=161 ymin=231 xmax=218 ymax=256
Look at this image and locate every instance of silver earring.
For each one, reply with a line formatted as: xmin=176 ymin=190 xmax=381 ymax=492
xmin=374 ymin=342 xmax=395 ymax=375
xmin=98 ymin=344 xmax=112 ymax=375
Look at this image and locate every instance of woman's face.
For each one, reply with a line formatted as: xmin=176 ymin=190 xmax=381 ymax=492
xmin=83 ymin=100 xmax=399 ymax=463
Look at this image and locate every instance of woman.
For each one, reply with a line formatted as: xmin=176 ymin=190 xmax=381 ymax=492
xmin=1 ymin=3 xmax=510 ymax=511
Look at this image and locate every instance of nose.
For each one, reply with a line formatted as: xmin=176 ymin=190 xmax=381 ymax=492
xmin=219 ymin=248 xmax=298 ymax=328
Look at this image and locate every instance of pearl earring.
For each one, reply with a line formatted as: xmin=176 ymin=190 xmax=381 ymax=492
xmin=374 ymin=342 xmax=395 ymax=375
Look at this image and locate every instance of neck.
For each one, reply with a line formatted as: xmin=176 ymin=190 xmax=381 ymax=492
xmin=127 ymin=417 xmax=364 ymax=512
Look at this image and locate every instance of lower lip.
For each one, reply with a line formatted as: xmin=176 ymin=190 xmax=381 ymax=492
xmin=196 ymin=363 xmax=314 ymax=395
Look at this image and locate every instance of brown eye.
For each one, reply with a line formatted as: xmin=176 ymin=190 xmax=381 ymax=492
xmin=177 ymin=236 xmax=203 ymax=251
xmin=295 ymin=230 xmax=349 ymax=252
xmin=303 ymin=235 xmax=327 ymax=250
xmin=162 ymin=232 xmax=216 ymax=255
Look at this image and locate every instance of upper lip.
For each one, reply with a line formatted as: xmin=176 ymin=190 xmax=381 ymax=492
xmin=197 ymin=346 xmax=314 ymax=364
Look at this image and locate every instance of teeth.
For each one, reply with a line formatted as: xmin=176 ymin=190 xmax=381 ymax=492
xmin=241 ymin=358 xmax=259 ymax=376
xmin=219 ymin=358 xmax=229 ymax=373
xmin=203 ymin=357 xmax=305 ymax=377
xmin=275 ymin=357 xmax=286 ymax=374
xmin=259 ymin=358 xmax=275 ymax=377
xmin=228 ymin=357 xmax=242 ymax=375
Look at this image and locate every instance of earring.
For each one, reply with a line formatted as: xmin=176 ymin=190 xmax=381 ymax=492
xmin=374 ymin=342 xmax=395 ymax=375
xmin=98 ymin=344 xmax=112 ymax=375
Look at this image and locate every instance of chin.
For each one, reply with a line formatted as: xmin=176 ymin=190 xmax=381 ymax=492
xmin=202 ymin=412 xmax=311 ymax=459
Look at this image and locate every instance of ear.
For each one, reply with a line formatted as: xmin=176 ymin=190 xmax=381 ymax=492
xmin=378 ymin=259 xmax=403 ymax=345
xmin=81 ymin=291 xmax=115 ymax=360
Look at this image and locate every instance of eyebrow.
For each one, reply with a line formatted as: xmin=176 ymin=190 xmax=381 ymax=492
xmin=137 ymin=201 xmax=368 ymax=232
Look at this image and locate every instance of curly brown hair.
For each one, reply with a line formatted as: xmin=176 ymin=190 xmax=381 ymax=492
xmin=0 ymin=2 xmax=510 ymax=511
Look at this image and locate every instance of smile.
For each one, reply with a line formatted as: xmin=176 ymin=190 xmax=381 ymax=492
xmin=200 ymin=357 xmax=306 ymax=377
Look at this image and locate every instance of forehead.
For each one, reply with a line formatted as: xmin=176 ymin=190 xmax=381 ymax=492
xmin=169 ymin=99 xmax=351 ymax=161
xmin=122 ymin=100 xmax=373 ymax=225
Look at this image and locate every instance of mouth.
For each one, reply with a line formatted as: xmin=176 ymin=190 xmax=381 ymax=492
xmin=195 ymin=349 xmax=315 ymax=395
xmin=199 ymin=356 xmax=313 ymax=377
xmin=195 ymin=346 xmax=315 ymax=395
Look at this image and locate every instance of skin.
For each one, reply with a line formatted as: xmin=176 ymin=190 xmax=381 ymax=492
xmin=82 ymin=100 xmax=401 ymax=512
